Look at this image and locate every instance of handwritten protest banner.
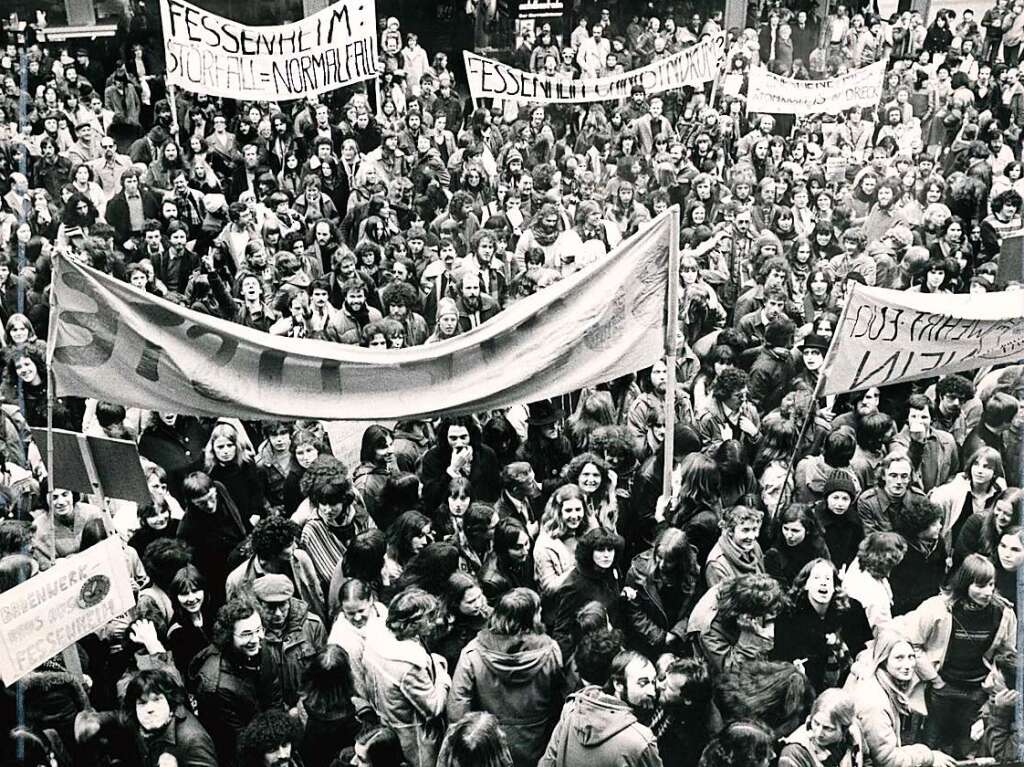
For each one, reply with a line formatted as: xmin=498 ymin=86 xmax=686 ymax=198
xmin=160 ymin=0 xmax=378 ymax=100
xmin=819 ymin=284 xmax=1024 ymax=396
xmin=746 ymin=60 xmax=886 ymax=116
xmin=464 ymin=35 xmax=725 ymax=104
xmin=0 ymin=537 xmax=135 ymax=685
xmin=49 ymin=209 xmax=677 ymax=420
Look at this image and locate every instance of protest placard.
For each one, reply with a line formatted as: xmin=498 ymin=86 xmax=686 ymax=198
xmin=746 ymin=60 xmax=886 ymax=116
xmin=464 ymin=35 xmax=725 ymax=104
xmin=160 ymin=0 xmax=378 ymax=100
xmin=50 ymin=209 xmax=677 ymax=421
xmin=0 ymin=537 xmax=135 ymax=685
xmin=819 ymin=284 xmax=1024 ymax=395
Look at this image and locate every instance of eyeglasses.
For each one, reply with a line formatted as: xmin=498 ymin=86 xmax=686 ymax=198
xmin=234 ymin=627 xmax=265 ymax=641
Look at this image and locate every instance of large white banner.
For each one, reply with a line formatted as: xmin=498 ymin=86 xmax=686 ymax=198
xmin=49 ymin=209 xmax=676 ymax=420
xmin=0 ymin=538 xmax=135 ymax=685
xmin=160 ymin=0 xmax=378 ymax=100
xmin=464 ymin=35 xmax=725 ymax=104
xmin=820 ymin=284 xmax=1024 ymax=395
xmin=746 ymin=60 xmax=886 ymax=115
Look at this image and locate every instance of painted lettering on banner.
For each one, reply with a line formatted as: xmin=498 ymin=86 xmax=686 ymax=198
xmin=746 ymin=60 xmax=886 ymax=115
xmin=464 ymin=35 xmax=725 ymax=104
xmin=161 ymin=0 xmax=378 ymax=99
xmin=820 ymin=284 xmax=1024 ymax=395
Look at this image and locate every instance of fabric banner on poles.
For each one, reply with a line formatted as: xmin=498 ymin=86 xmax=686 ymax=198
xmin=160 ymin=0 xmax=378 ymax=100
xmin=746 ymin=60 xmax=886 ymax=115
xmin=49 ymin=209 xmax=676 ymax=421
xmin=0 ymin=537 xmax=135 ymax=685
xmin=819 ymin=284 xmax=1024 ymax=396
xmin=463 ymin=35 xmax=725 ymax=104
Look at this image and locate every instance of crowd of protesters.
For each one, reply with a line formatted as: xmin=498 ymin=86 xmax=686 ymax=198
xmin=0 ymin=0 xmax=1023 ymax=766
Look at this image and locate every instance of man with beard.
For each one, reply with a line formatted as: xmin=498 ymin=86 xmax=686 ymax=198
xmin=627 ymin=358 xmax=696 ymax=447
xmin=516 ymin=400 xmax=573 ymax=497
xmin=650 ymin=657 xmax=720 ymax=767
xmin=152 ymin=221 xmax=197 ymax=296
xmin=31 ymin=137 xmax=72 ymax=200
xmin=327 ymin=248 xmax=380 ymax=311
xmin=455 ymin=271 xmax=499 ymax=332
xmin=191 ymin=598 xmax=284 ymax=766
xmin=932 ymin=374 xmax=974 ymax=448
xmin=237 ymin=709 xmax=304 ymax=767
xmin=323 ymin=278 xmax=382 ymax=344
xmin=540 ymin=647 xmax=661 ymax=766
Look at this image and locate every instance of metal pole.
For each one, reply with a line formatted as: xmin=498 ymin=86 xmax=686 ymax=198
xmin=662 ymin=206 xmax=682 ymax=499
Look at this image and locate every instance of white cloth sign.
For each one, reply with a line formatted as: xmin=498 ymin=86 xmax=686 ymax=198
xmin=820 ymin=284 xmax=1024 ymax=395
xmin=160 ymin=0 xmax=378 ymax=99
xmin=463 ymin=35 xmax=725 ymax=104
xmin=746 ymin=60 xmax=887 ymax=116
xmin=0 ymin=537 xmax=135 ymax=685
xmin=50 ymin=209 xmax=677 ymax=420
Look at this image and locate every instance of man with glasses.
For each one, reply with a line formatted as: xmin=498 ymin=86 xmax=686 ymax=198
xmin=87 ymin=134 xmax=132 ymax=202
xmin=251 ymin=574 xmax=325 ymax=708
xmin=192 ymin=596 xmax=285 ymax=766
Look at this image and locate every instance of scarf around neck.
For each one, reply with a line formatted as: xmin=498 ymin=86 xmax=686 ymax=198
xmin=715 ymin=530 xmax=764 ymax=575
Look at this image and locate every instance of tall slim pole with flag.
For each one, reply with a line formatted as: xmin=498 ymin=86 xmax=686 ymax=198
xmin=662 ymin=205 xmax=681 ymax=499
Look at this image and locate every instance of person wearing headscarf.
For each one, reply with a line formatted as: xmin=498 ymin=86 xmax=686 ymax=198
xmin=847 ymin=630 xmax=957 ymax=767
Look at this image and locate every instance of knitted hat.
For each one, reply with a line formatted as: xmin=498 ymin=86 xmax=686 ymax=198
xmin=252 ymin=574 xmax=294 ymax=602
xmin=823 ymin=470 xmax=857 ymax=500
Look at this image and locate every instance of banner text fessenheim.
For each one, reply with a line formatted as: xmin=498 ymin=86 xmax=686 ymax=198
xmin=161 ymin=0 xmax=378 ymax=100
xmin=464 ymin=34 xmax=725 ymax=104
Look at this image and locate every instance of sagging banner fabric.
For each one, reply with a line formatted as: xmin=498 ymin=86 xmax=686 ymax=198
xmin=464 ymin=35 xmax=725 ymax=104
xmin=160 ymin=0 xmax=378 ymax=100
xmin=746 ymin=60 xmax=886 ymax=115
xmin=49 ymin=209 xmax=674 ymax=421
xmin=820 ymin=284 xmax=1024 ymax=396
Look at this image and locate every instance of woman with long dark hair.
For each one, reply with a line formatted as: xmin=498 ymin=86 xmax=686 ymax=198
xmin=435 ymin=572 xmax=493 ymax=671
xmin=165 ymin=564 xmax=214 ymax=685
xmin=353 ymin=424 xmax=396 ymax=525
xmin=383 ymin=510 xmax=434 ymax=586
xmin=549 ymin=526 xmax=626 ymax=658
xmin=765 ymin=503 xmax=831 ymax=586
xmin=478 ymin=517 xmax=535 ymax=604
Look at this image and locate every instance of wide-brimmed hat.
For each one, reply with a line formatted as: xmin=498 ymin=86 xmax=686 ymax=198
xmin=526 ymin=399 xmax=562 ymax=426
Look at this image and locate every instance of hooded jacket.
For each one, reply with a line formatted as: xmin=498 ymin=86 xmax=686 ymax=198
xmin=539 ymin=685 xmax=663 ymax=767
xmin=448 ymin=629 xmax=565 ymax=767
xmin=848 ymin=631 xmax=936 ymax=767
